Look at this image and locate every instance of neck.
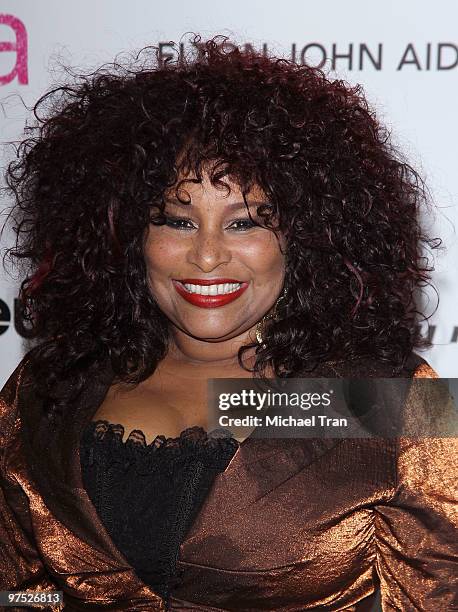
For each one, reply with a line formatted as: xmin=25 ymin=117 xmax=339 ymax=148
xmin=164 ymin=326 xmax=260 ymax=375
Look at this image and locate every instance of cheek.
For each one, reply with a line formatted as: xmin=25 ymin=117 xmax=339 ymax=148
xmin=241 ymin=233 xmax=285 ymax=273
xmin=143 ymin=232 xmax=180 ymax=276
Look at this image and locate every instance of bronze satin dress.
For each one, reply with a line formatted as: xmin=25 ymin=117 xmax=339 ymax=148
xmin=0 ymin=349 xmax=456 ymax=611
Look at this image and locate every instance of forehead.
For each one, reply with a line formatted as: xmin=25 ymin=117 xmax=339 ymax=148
xmin=163 ymin=170 xmax=267 ymax=208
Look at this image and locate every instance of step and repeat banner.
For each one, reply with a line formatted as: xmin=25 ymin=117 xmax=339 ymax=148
xmin=1 ymin=0 xmax=457 ymax=384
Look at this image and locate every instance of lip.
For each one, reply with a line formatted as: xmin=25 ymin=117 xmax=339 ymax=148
xmin=176 ymin=278 xmax=244 ymax=285
xmin=172 ymin=279 xmax=249 ymax=309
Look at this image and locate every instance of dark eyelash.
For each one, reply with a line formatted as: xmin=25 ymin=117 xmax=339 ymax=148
xmin=149 ymin=215 xmax=187 ymax=229
xmin=230 ymin=218 xmax=258 ymax=230
xmin=150 ymin=216 xmax=258 ymax=231
xmin=165 ymin=216 xmax=194 ymax=229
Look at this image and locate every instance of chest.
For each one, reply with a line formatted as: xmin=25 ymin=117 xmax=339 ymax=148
xmin=91 ymin=360 xmax=259 ymax=443
xmin=92 ymin=377 xmax=211 ymax=443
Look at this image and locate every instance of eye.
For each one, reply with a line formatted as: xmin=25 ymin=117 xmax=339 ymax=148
xmin=150 ymin=215 xmax=196 ymax=231
xmin=166 ymin=216 xmax=195 ymax=230
xmin=149 ymin=215 xmax=260 ymax=232
xmin=228 ymin=218 xmax=259 ymax=231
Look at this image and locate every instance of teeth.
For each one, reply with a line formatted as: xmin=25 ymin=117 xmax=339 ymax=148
xmin=181 ymin=282 xmax=242 ymax=295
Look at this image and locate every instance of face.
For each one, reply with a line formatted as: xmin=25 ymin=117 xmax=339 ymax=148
xmin=144 ymin=171 xmax=286 ymax=344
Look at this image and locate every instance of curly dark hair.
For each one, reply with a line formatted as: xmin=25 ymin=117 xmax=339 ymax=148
xmin=2 ymin=35 xmax=441 ymax=415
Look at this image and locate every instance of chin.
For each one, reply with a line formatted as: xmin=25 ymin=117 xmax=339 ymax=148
xmin=176 ymin=324 xmax=243 ymax=341
xmin=189 ymin=331 xmax=239 ymax=342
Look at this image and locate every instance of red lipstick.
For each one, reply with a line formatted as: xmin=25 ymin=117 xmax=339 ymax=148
xmin=172 ymin=278 xmax=249 ymax=308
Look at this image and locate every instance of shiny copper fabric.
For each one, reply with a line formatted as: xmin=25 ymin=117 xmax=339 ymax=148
xmin=0 ymin=351 xmax=456 ymax=611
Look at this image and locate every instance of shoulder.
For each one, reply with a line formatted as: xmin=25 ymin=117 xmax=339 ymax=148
xmin=0 ymin=348 xmax=41 ymax=447
xmin=304 ymin=351 xmax=440 ymax=378
xmin=411 ymin=360 xmax=440 ymax=378
xmin=0 ymin=348 xmax=37 ymax=404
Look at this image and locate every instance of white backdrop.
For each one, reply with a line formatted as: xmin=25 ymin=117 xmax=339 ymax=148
xmin=1 ymin=0 xmax=457 ymax=385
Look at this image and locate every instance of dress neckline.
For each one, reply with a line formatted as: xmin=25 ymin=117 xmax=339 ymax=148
xmin=84 ymin=418 xmax=241 ymax=450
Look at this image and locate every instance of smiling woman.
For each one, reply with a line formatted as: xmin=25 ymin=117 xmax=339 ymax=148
xmin=0 ymin=35 xmax=456 ymax=612
xmin=144 ymin=173 xmax=286 ymax=345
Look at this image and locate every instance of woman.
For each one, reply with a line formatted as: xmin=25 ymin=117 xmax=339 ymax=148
xmin=0 ymin=36 xmax=456 ymax=611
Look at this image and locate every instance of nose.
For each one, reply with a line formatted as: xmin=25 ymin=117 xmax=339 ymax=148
xmin=186 ymin=227 xmax=232 ymax=272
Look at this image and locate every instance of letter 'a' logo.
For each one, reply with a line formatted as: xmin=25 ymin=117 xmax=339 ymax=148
xmin=0 ymin=14 xmax=28 ymax=85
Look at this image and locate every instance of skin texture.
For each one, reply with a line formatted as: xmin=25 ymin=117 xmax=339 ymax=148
xmin=144 ymin=171 xmax=286 ymax=369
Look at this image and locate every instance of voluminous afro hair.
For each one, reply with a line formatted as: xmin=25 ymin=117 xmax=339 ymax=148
xmin=3 ymin=35 xmax=440 ymax=416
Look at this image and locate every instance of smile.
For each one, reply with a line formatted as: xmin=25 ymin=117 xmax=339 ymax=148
xmin=172 ymin=279 xmax=249 ymax=308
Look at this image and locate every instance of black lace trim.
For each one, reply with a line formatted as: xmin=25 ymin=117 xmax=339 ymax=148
xmin=81 ymin=419 xmax=240 ymax=475
xmin=79 ymin=419 xmax=239 ymax=604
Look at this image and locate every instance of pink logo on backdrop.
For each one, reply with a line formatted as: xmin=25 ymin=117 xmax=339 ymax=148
xmin=0 ymin=14 xmax=28 ymax=85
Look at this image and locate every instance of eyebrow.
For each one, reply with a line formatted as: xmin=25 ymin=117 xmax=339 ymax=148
xmin=164 ymin=199 xmax=269 ymax=211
